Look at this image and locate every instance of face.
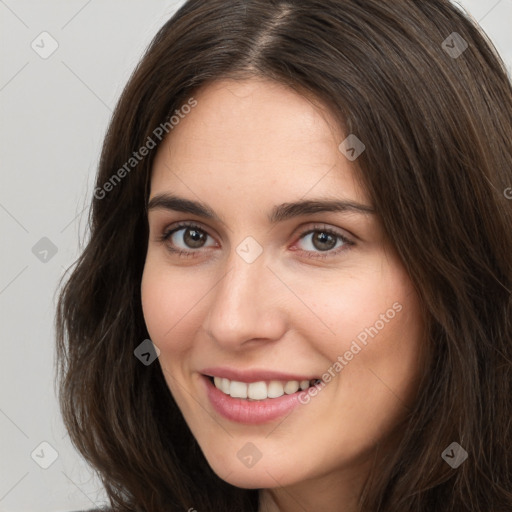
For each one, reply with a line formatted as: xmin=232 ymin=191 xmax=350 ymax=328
xmin=141 ymin=78 xmax=424 ymax=497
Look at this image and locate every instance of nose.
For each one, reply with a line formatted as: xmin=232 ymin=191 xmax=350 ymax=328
xmin=202 ymin=243 xmax=288 ymax=351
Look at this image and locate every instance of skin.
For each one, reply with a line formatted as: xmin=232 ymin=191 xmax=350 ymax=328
xmin=141 ymin=78 xmax=425 ymax=512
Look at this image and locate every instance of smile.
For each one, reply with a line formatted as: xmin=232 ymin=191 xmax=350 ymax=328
xmin=201 ymin=372 xmax=323 ymax=424
xmin=210 ymin=376 xmax=321 ymax=400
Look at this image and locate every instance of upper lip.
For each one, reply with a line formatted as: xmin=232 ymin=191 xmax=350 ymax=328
xmin=201 ymin=366 xmax=318 ymax=383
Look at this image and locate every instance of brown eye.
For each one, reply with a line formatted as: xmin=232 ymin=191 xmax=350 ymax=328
xmin=160 ymin=223 xmax=217 ymax=255
xmin=310 ymin=231 xmax=338 ymax=251
xmin=293 ymin=224 xmax=355 ymax=260
xmin=182 ymin=227 xmax=207 ymax=248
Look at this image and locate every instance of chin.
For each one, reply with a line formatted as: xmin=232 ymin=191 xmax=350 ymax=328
xmin=218 ymin=468 xmax=287 ymax=489
xmin=204 ymin=451 xmax=304 ymax=489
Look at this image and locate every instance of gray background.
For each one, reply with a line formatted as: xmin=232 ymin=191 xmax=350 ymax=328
xmin=1 ymin=1 xmax=511 ymax=511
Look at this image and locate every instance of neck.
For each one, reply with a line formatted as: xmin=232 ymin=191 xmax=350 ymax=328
xmin=257 ymin=462 xmax=369 ymax=512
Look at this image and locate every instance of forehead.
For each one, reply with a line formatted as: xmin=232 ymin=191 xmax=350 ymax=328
xmin=150 ymin=78 xmax=368 ymax=208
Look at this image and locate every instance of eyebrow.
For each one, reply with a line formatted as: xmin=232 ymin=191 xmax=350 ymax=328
xmin=146 ymin=193 xmax=375 ymax=224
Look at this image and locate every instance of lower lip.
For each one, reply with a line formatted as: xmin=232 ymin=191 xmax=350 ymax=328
xmin=202 ymin=375 xmax=304 ymax=425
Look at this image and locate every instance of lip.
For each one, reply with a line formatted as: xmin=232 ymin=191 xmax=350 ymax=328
xmin=200 ymin=366 xmax=317 ymax=383
xmin=201 ymin=374 xmax=306 ymax=424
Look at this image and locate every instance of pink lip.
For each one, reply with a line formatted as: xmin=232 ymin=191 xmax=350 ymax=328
xmin=201 ymin=374 xmax=306 ymax=424
xmin=200 ymin=366 xmax=317 ymax=383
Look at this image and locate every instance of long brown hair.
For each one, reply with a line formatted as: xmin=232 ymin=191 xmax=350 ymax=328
xmin=55 ymin=1 xmax=512 ymax=510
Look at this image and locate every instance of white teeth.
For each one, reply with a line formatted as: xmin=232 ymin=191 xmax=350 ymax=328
xmin=221 ymin=378 xmax=230 ymax=394
xmin=211 ymin=376 xmax=315 ymax=400
xmin=229 ymin=380 xmax=248 ymax=398
xmin=267 ymin=380 xmax=285 ymax=398
xmin=284 ymin=380 xmax=299 ymax=394
xmin=248 ymin=381 xmax=267 ymax=400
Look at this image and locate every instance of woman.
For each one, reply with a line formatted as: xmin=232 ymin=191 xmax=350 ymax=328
xmin=56 ymin=0 xmax=512 ymax=511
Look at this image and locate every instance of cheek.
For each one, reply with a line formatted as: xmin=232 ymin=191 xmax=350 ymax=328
xmin=306 ymin=254 xmax=424 ymax=399
xmin=294 ymin=263 xmax=403 ymax=358
xmin=140 ymin=258 xmax=207 ymax=350
xmin=331 ymin=272 xmax=424 ymax=420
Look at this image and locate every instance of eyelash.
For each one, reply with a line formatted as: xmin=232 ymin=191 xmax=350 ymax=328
xmin=157 ymin=221 xmax=355 ymax=260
